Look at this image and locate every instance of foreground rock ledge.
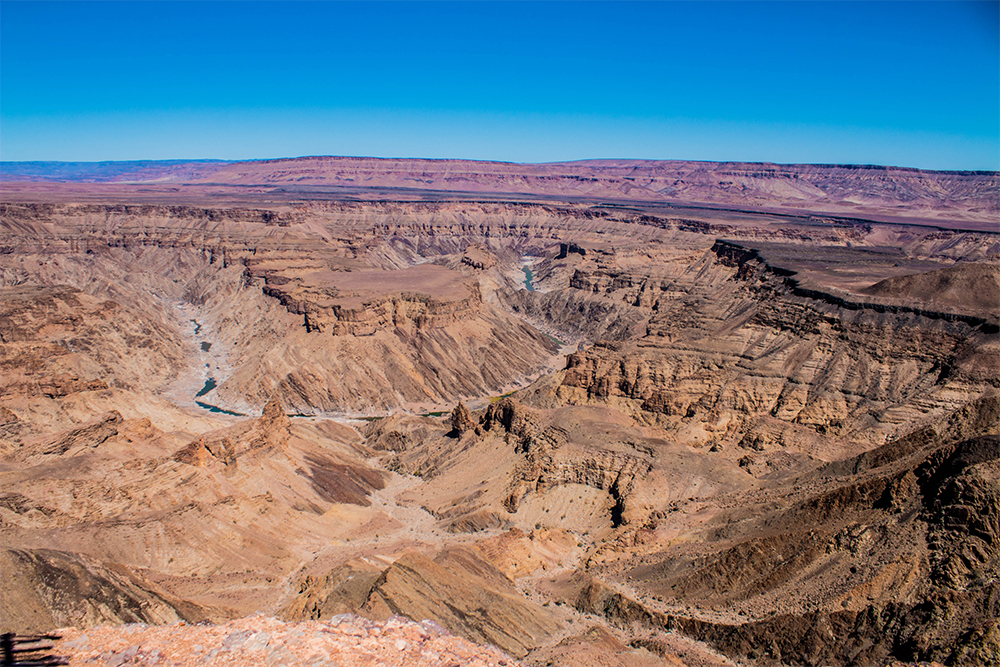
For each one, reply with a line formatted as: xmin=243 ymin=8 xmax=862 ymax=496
xmin=51 ymin=614 xmax=523 ymax=667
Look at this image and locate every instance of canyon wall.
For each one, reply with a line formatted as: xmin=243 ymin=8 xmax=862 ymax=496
xmin=1 ymin=191 xmax=998 ymax=666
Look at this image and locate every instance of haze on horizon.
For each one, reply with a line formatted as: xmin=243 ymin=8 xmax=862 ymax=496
xmin=1 ymin=1 xmax=998 ymax=171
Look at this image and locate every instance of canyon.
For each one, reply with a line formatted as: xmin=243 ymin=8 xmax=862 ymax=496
xmin=0 ymin=157 xmax=997 ymax=667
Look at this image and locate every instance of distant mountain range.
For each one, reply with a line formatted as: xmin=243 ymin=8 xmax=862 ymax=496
xmin=0 ymin=159 xmax=231 ymax=183
xmin=2 ymin=156 xmax=997 ymax=226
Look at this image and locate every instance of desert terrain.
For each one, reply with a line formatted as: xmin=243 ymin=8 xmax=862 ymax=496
xmin=0 ymin=157 xmax=998 ymax=666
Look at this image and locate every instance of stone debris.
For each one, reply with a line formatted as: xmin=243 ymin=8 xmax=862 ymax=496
xmin=53 ymin=614 xmax=524 ymax=667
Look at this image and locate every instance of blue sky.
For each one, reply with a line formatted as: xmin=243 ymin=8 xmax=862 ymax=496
xmin=2 ymin=1 xmax=997 ymax=169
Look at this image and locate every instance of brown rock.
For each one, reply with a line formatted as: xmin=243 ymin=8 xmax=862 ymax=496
xmin=51 ymin=614 xmax=525 ymax=666
xmin=0 ymin=406 xmax=19 ymax=425
xmin=0 ymin=548 xmax=209 ymax=633
xmin=450 ymin=401 xmax=480 ymax=436
xmin=462 ymin=244 xmax=498 ymax=270
xmin=362 ymin=546 xmax=560 ymax=657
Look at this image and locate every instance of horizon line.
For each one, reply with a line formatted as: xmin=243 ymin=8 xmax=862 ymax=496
xmin=2 ymin=155 xmax=997 ymax=176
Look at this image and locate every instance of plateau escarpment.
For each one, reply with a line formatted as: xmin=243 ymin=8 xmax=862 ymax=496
xmin=1 ymin=181 xmax=998 ymax=667
xmin=260 ymin=264 xmax=481 ymax=336
xmin=10 ymin=156 xmax=992 ymax=227
xmin=551 ymin=240 xmax=997 ymax=456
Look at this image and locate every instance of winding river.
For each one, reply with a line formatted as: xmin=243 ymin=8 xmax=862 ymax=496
xmin=521 ymin=257 xmax=537 ymax=291
xmin=189 ymin=318 xmax=245 ymax=416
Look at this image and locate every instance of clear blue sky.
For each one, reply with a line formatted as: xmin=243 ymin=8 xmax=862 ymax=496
xmin=2 ymin=1 xmax=998 ymax=170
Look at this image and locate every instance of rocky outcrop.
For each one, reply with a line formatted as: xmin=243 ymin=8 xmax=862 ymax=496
xmin=362 ymin=546 xmax=560 ymax=658
xmin=555 ymin=239 xmax=996 ymax=457
xmin=480 ymin=399 xmax=652 ymax=525
xmin=557 ymin=242 xmax=587 ymax=259
xmin=481 ymin=398 xmax=547 ymax=445
xmin=0 ymin=284 xmax=186 ymax=401
xmin=461 ymin=244 xmax=498 ymax=270
xmin=580 ymin=396 xmax=1000 ymax=666
xmin=0 ymin=548 xmax=209 ymax=633
xmin=280 ymin=559 xmax=386 ymax=621
xmin=450 ymin=401 xmax=480 ymax=436
xmin=51 ymin=613 xmax=525 ymax=667
xmin=173 ymin=397 xmax=291 ymax=468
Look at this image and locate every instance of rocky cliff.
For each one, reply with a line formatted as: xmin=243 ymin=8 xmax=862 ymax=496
xmin=0 ymin=203 xmax=566 ymax=413
xmin=553 ymin=239 xmax=997 ymax=457
xmin=575 ymin=396 xmax=1000 ymax=666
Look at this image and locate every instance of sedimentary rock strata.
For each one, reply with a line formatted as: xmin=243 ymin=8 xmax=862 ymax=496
xmin=8 ymin=156 xmax=994 ymax=227
xmin=574 ymin=397 xmax=1000 ymax=666
xmin=1 ymin=161 xmax=997 ymax=666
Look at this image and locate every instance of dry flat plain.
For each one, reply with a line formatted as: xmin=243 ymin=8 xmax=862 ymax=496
xmin=0 ymin=157 xmax=998 ymax=666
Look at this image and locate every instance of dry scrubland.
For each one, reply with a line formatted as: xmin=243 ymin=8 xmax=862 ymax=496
xmin=0 ymin=158 xmax=998 ymax=666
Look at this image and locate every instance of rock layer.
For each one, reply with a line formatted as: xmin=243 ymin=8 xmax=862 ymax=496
xmin=9 ymin=157 xmax=992 ymax=226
